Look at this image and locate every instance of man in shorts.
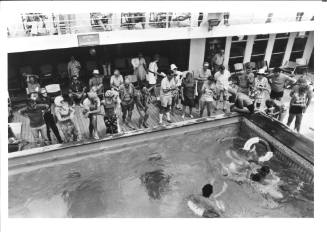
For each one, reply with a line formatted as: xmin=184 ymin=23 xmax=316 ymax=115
xmin=159 ymin=70 xmax=177 ymax=124
xmin=267 ymin=67 xmax=296 ymax=101
xmin=214 ymin=65 xmax=230 ymax=112
xmin=119 ymin=78 xmax=135 ymax=127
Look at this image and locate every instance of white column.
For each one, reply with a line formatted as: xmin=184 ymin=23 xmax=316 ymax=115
xmin=111 ymin=13 xmax=121 ymax=30
xmin=224 ymin=36 xmax=232 ymax=69
xmin=188 ymin=38 xmax=206 ymax=74
xmin=302 ymin=31 xmax=314 ymax=64
xmin=282 ymin=32 xmax=297 ymax=66
xmin=264 ymin=33 xmax=276 ymax=67
xmin=243 ymin=35 xmax=255 ymax=63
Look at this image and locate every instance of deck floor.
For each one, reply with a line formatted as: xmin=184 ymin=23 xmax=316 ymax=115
xmin=12 ymin=101 xmax=226 ymax=150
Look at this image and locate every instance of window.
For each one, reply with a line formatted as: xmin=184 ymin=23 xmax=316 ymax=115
xmin=269 ymin=33 xmax=290 ymax=67
xmin=289 ymin=32 xmax=308 ymax=61
xmin=272 ymin=38 xmax=288 ymax=53
xmin=230 ymin=41 xmax=246 ymax=58
xmin=270 ymin=53 xmax=285 ymax=68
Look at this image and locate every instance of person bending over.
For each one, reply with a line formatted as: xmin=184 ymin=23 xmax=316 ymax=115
xmin=230 ymin=92 xmax=255 ymax=114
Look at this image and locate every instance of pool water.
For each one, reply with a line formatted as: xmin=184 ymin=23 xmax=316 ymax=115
xmin=9 ymin=131 xmax=313 ymax=218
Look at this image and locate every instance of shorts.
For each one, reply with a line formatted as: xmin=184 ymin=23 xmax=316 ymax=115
xmin=217 ymin=88 xmax=228 ymax=101
xmin=160 ymin=95 xmax=172 ymax=108
xmin=121 ymin=101 xmax=134 ymax=111
xmin=181 ymin=97 xmax=195 ymax=107
xmin=289 ymin=106 xmax=304 ymax=114
xmin=270 ymin=90 xmax=284 ymax=100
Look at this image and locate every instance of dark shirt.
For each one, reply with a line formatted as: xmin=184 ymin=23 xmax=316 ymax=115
xmin=135 ymin=90 xmax=149 ymax=111
xmin=20 ymin=104 xmax=48 ymax=128
xmin=103 ymin=77 xmax=111 ymax=91
xmin=182 ymin=79 xmax=196 ymax=99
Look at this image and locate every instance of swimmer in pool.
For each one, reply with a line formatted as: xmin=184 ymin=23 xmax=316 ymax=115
xmin=187 ymin=181 xmax=228 ymax=217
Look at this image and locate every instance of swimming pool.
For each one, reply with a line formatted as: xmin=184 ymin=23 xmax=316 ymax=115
xmin=8 ymin=113 xmax=314 ymax=218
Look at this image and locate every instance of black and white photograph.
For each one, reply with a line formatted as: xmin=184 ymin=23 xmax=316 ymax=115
xmin=0 ymin=0 xmax=325 ymax=231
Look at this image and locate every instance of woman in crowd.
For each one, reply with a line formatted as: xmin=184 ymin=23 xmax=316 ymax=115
xmin=134 ymin=53 xmax=148 ymax=89
xmin=18 ymin=93 xmax=49 ymax=147
xmin=26 ymin=75 xmax=40 ymax=95
xmin=195 ymin=62 xmax=212 ymax=110
xmin=119 ymin=78 xmax=136 ymax=127
xmin=54 ymin=96 xmax=80 ymax=142
xmin=253 ymin=69 xmax=270 ymax=110
xmin=101 ymin=90 xmax=120 ymax=134
xmin=82 ymin=90 xmax=101 ymax=139
xmin=135 ymin=86 xmax=151 ymax=128
xmin=159 ymin=70 xmax=177 ymax=124
xmin=110 ymin=69 xmax=124 ymax=91
xmin=181 ymin=71 xmax=196 ymax=119
xmin=199 ymin=75 xmax=217 ymax=117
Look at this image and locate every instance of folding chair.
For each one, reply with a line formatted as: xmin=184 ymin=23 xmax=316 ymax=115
xmin=45 ymin=84 xmax=62 ymax=103
xmin=234 ymin=63 xmax=244 ymax=74
xmin=295 ymin=58 xmax=308 ymax=74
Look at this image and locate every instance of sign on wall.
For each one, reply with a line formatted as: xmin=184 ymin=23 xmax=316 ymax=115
xmin=77 ymin=33 xmax=100 ymax=47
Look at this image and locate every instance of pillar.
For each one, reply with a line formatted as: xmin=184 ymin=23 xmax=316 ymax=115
xmin=223 ymin=36 xmax=232 ymax=69
xmin=188 ymin=38 xmax=206 ymax=74
xmin=302 ymin=31 xmax=314 ymax=64
xmin=264 ymin=33 xmax=276 ymax=67
xmin=282 ymin=32 xmax=297 ymax=66
xmin=243 ymin=35 xmax=255 ymax=63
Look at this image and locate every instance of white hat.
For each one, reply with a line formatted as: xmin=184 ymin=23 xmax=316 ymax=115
xmin=170 ymin=64 xmax=178 ymax=70
xmin=93 ymin=69 xmax=99 ymax=75
xmin=258 ymin=68 xmax=265 ymax=74
xmin=54 ymin=96 xmax=64 ymax=106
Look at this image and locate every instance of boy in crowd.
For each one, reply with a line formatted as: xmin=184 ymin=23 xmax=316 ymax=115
xmin=264 ymin=99 xmax=287 ymax=122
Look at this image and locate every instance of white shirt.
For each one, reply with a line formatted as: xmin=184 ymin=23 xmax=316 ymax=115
xmin=160 ymin=77 xmax=176 ymax=97
xmin=214 ymin=70 xmax=230 ymax=90
xmin=68 ymin=60 xmax=81 ymax=77
xmin=174 ymin=70 xmax=184 ymax=87
xmin=148 ymin=61 xmax=158 ymax=85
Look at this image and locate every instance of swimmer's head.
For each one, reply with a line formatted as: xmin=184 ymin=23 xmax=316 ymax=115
xmin=250 ymin=173 xmax=262 ymax=182
xmin=202 ymin=184 xmax=213 ymax=198
xmin=260 ymin=166 xmax=270 ymax=176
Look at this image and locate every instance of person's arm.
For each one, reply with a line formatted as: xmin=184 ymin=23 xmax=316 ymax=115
xmin=69 ymin=106 xmax=75 ymax=119
xmin=213 ymin=182 xmax=228 ymax=199
xmin=89 ymin=79 xmax=92 ymax=88
xmin=55 ymin=108 xmax=65 ymax=122
xmin=18 ymin=107 xmax=27 ymax=116
xmin=232 ymin=98 xmax=250 ymax=113
xmin=88 ymin=100 xmax=101 ymax=114
xmin=304 ymin=89 xmax=313 ymax=112
xmin=181 ymin=84 xmax=185 ymax=101
xmin=67 ymin=63 xmax=71 ymax=78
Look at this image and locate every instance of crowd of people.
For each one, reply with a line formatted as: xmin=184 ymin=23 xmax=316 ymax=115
xmin=11 ymin=53 xmax=313 ymax=149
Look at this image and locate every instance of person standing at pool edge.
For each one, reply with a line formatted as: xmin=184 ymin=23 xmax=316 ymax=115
xmin=195 ymin=62 xmax=212 ymax=110
xmin=159 ymin=70 xmax=177 ymax=124
xmin=119 ymin=78 xmax=136 ymax=127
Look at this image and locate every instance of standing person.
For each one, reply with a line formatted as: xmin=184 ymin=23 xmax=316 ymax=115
xmin=82 ymin=91 xmax=101 ymax=139
xmin=253 ymin=69 xmax=270 ymax=110
xmin=147 ymin=54 xmax=160 ymax=99
xmin=133 ymin=53 xmax=148 ymax=89
xmin=286 ymin=77 xmax=313 ymax=133
xmin=237 ymin=66 xmax=254 ymax=95
xmin=135 ymin=86 xmax=151 ymax=128
xmin=195 ymin=62 xmax=212 ymax=110
xmin=38 ymin=88 xmax=63 ymax=144
xmin=214 ymin=65 xmax=230 ymax=112
xmin=89 ymin=69 xmax=104 ymax=99
xmin=102 ymin=74 xmax=111 ymax=93
xmin=199 ymin=75 xmax=217 ymax=117
xmin=119 ymin=78 xmax=136 ymax=127
xmin=102 ymin=90 xmax=120 ymax=134
xmin=171 ymin=64 xmax=184 ymax=111
xmin=68 ymin=75 xmax=87 ymax=107
xmin=18 ymin=93 xmax=49 ymax=147
xmin=181 ymin=72 xmax=196 ymax=119
xmin=110 ymin=69 xmax=124 ymax=91
xmin=54 ymin=96 xmax=80 ymax=142
xmin=67 ymin=56 xmax=81 ymax=79
xmin=159 ymin=70 xmax=177 ymax=124
xmin=267 ymin=67 xmax=296 ymax=101
xmin=211 ymin=49 xmax=224 ymax=73
xmin=26 ymin=75 xmax=40 ymax=95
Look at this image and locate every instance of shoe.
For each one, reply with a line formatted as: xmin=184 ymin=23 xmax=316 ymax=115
xmin=143 ymin=123 xmax=149 ymax=128
xmin=167 ymin=119 xmax=172 ymax=123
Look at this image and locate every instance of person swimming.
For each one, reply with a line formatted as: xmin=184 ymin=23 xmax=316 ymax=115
xmin=187 ymin=181 xmax=227 ymax=218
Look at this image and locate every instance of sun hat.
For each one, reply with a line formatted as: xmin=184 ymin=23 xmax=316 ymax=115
xmin=258 ymin=68 xmax=265 ymax=74
xmin=54 ymin=96 xmax=64 ymax=106
xmin=170 ymin=64 xmax=178 ymax=70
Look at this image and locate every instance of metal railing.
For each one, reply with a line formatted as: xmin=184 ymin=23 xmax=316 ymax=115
xmin=6 ymin=12 xmax=314 ymax=38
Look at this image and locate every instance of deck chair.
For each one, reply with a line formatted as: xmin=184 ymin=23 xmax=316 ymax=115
xmin=256 ymin=60 xmax=268 ymax=72
xmin=295 ymin=58 xmax=308 ymax=74
xmin=280 ymin=60 xmax=297 ymax=74
xmin=40 ymin=64 xmax=54 ymax=86
xmin=45 ymin=84 xmax=62 ymax=102
xmin=234 ymin=63 xmax=244 ymax=74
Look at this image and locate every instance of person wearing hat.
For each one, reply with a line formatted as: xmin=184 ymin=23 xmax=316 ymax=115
xmin=170 ymin=63 xmax=184 ymax=112
xmin=54 ymin=96 xmax=80 ymax=142
xmin=253 ymin=69 xmax=270 ymax=110
xmin=135 ymin=86 xmax=151 ymax=128
xmin=18 ymin=93 xmax=49 ymax=147
xmin=119 ymin=78 xmax=136 ymax=127
xmin=267 ymin=67 xmax=296 ymax=101
xmin=89 ymin=69 xmax=104 ymax=99
xmin=110 ymin=69 xmax=124 ymax=91
xmin=101 ymin=90 xmax=120 ymax=134
xmin=67 ymin=56 xmax=81 ymax=79
xmin=214 ymin=65 xmax=230 ymax=112
xmin=211 ymin=49 xmax=225 ymax=73
xmin=69 ymin=75 xmax=87 ymax=107
xmin=286 ymin=77 xmax=313 ymax=133
xmin=82 ymin=91 xmax=101 ymax=139
xmin=195 ymin=62 xmax=212 ymax=110
xmin=159 ymin=70 xmax=177 ymax=124
xmin=181 ymin=71 xmax=196 ymax=119
xmin=38 ymin=88 xmax=63 ymax=144
xmin=199 ymin=75 xmax=217 ymax=117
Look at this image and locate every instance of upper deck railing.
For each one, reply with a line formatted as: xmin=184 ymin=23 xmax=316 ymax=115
xmin=7 ymin=12 xmax=314 ymax=38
